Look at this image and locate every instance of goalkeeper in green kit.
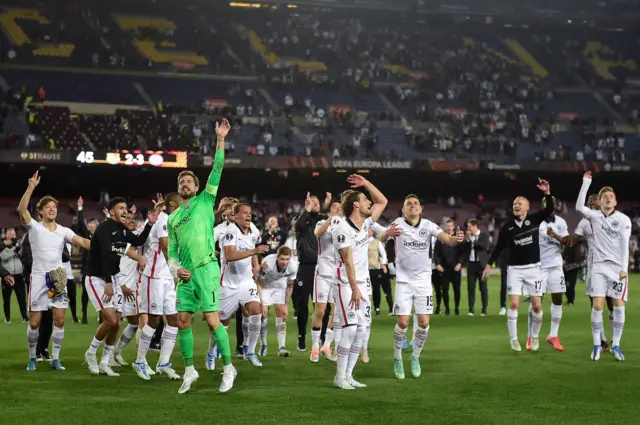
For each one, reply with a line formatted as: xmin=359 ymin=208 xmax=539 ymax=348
xmin=167 ymin=118 xmax=236 ymax=394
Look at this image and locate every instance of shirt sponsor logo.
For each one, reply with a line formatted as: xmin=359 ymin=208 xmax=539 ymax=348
xmin=403 ymin=240 xmax=428 ymax=250
xmin=514 ymin=235 xmax=533 ymax=246
xmin=111 ymin=246 xmax=127 ymax=256
xmin=600 ymin=224 xmax=619 ymax=237
xmin=173 ymin=215 xmax=191 ymax=230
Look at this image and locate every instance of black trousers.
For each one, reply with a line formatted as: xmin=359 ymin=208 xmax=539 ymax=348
xmin=500 ymin=267 xmax=508 ymax=309
xmin=2 ymin=274 xmax=28 ymax=321
xmin=37 ymin=309 xmax=53 ymax=355
xmin=66 ymin=279 xmax=78 ymax=321
xmin=467 ymin=262 xmax=488 ymax=313
xmin=81 ymin=272 xmax=89 ymax=321
xmin=432 ymin=271 xmax=444 ymax=310
xmin=293 ymin=264 xmax=316 ymax=340
xmin=370 ymin=269 xmax=393 ymax=313
xmin=235 ymin=308 xmax=243 ymax=350
xmin=440 ymin=269 xmax=461 ymax=312
xmin=565 ymin=269 xmax=579 ymax=304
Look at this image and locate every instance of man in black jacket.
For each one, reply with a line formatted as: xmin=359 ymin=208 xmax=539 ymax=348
xmin=461 ymin=219 xmax=490 ymax=316
xmin=83 ymin=197 xmax=155 ymax=376
xmin=434 ymin=219 xmax=465 ymax=315
xmin=1 ymin=229 xmax=27 ymax=323
xmin=73 ymin=196 xmax=99 ymax=324
xmin=293 ymin=192 xmax=330 ymax=351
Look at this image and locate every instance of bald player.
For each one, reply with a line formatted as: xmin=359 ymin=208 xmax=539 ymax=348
xmin=483 ymin=179 xmax=554 ymax=352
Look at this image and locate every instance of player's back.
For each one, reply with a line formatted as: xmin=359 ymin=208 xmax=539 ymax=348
xmin=142 ymin=212 xmax=172 ymax=279
xmin=221 ymin=223 xmax=260 ymax=288
xmin=316 ymin=216 xmax=341 ymax=277
xmin=539 ymin=216 xmax=568 ymax=268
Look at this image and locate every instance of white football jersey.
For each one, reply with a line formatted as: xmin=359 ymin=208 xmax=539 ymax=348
xmin=27 ymin=220 xmax=76 ymax=274
xmin=142 ymin=212 xmax=171 ymax=279
xmin=392 ymin=217 xmax=442 ymax=284
xmin=258 ymin=253 xmax=298 ymax=289
xmin=333 ymin=217 xmax=385 ymax=285
xmin=574 ymin=218 xmax=593 ymax=251
xmin=577 ymin=179 xmax=632 ymax=272
xmin=221 ymin=223 xmax=261 ymax=288
xmin=116 ymin=243 xmax=140 ymax=288
xmin=315 ymin=216 xmax=342 ymax=277
xmin=539 ymin=216 xmax=569 ymax=269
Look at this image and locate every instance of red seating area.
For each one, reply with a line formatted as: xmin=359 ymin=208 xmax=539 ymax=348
xmin=32 ymin=107 xmax=189 ymax=150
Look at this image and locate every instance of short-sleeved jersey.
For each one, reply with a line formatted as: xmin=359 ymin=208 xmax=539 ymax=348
xmin=214 ymin=220 xmax=232 ymax=267
xmin=26 ymin=220 xmax=76 ymax=274
xmin=116 ymin=243 xmax=139 ymax=288
xmin=574 ymin=218 xmax=593 ymax=245
xmin=221 ymin=223 xmax=261 ymax=288
xmin=391 ymin=217 xmax=442 ymax=284
xmin=333 ymin=217 xmax=384 ymax=285
xmin=167 ymin=149 xmax=224 ymax=271
xmin=315 ymin=216 xmax=342 ymax=277
xmin=142 ymin=212 xmax=171 ymax=279
xmin=258 ymin=254 xmax=299 ymax=289
xmin=539 ymin=216 xmax=569 ymax=269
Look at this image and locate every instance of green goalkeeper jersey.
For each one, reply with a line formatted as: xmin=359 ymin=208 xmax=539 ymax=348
xmin=168 ymin=149 xmax=224 ymax=271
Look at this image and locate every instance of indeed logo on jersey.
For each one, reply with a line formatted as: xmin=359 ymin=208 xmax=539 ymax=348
xmin=403 ymin=240 xmax=428 ymax=250
xmin=174 ymin=215 xmax=190 ymax=230
xmin=514 ymin=235 xmax=533 ymax=246
xmin=354 ymin=235 xmax=369 ymax=247
xmin=111 ymin=246 xmax=127 ymax=256
xmin=600 ymin=224 xmax=619 ymax=237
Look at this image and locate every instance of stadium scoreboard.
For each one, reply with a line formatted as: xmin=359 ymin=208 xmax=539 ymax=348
xmin=74 ymin=151 xmax=187 ymax=168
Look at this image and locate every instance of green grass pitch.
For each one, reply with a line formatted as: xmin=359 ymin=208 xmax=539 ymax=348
xmin=1 ymin=276 xmax=639 ymax=425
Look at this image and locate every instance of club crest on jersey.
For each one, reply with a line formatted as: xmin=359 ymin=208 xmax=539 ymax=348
xmin=151 ymin=303 xmax=157 ymax=310
xmin=419 ymin=229 xmax=428 ymax=238
xmin=611 ymin=220 xmax=619 ymax=228
xmin=524 ymin=220 xmax=530 ymax=226
xmin=337 ymin=234 xmax=346 ymax=243
xmin=347 ymin=311 xmax=356 ymax=320
xmin=176 ymin=299 xmax=182 ymax=306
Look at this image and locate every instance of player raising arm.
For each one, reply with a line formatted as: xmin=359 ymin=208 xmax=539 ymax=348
xmin=575 ymin=172 xmax=630 ymax=362
xmin=167 ymin=119 xmax=237 ymax=394
xmin=332 ymin=175 xmax=389 ymax=390
xmin=482 ymin=178 xmax=554 ymax=353
xmin=18 ymin=171 xmax=91 ymax=372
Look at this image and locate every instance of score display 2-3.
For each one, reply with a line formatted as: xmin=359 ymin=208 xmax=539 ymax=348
xmin=75 ymin=151 xmax=188 ymax=168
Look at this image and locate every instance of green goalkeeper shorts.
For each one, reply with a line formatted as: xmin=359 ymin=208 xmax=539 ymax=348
xmin=176 ymin=260 xmax=220 ymax=313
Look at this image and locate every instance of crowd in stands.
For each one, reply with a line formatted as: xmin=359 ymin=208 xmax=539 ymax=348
xmin=0 ymin=4 xmax=639 ymax=161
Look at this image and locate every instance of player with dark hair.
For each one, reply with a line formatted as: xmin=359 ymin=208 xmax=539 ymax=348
xmin=84 ymin=197 xmax=156 ymax=376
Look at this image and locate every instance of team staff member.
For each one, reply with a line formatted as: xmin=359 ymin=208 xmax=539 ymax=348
xmin=434 ymin=219 xmax=464 ymax=316
xmin=462 ymin=219 xmax=490 ymax=316
xmin=264 ymin=217 xmax=285 ymax=256
xmin=73 ymin=197 xmax=98 ymax=324
xmin=294 ymin=192 xmax=330 ymax=351
xmin=1 ymin=229 xmax=27 ymax=323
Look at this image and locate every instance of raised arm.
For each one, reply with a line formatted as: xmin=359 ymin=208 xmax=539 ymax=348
xmin=18 ymin=171 xmax=40 ymax=225
xmin=576 ymin=172 xmax=599 ymax=219
xmin=347 ymin=174 xmax=387 ymax=223
xmin=203 ymin=119 xmax=230 ymax=201
xmin=314 ymin=219 xmax=332 ymax=238
xmin=74 ymin=197 xmax=90 ymax=237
